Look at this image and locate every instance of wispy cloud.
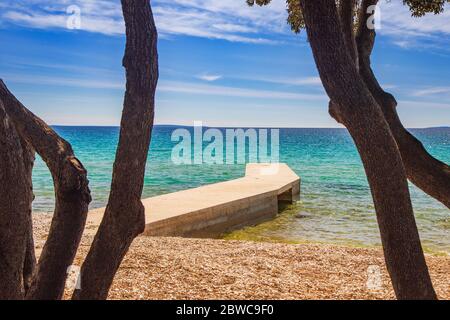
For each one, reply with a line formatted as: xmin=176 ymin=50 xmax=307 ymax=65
xmin=399 ymin=100 xmax=450 ymax=109
xmin=378 ymin=1 xmax=450 ymax=50
xmin=5 ymin=60 xmax=119 ymax=76
xmin=392 ymin=40 xmax=413 ymax=49
xmin=381 ymin=84 xmax=398 ymax=90
xmin=0 ymin=0 xmax=450 ymax=48
xmin=2 ymin=1 xmax=449 ymax=50
xmin=413 ymin=87 xmax=450 ymax=97
xmin=1 ymin=0 xmax=125 ymax=35
xmin=3 ymin=73 xmax=327 ymax=101
xmin=379 ymin=2 xmax=450 ymax=35
xmin=158 ymin=80 xmax=327 ymax=101
xmin=236 ymin=75 xmax=323 ymax=87
xmin=3 ymin=73 xmax=124 ymax=89
xmin=196 ymin=73 xmax=223 ymax=82
xmin=0 ymin=0 xmax=289 ymax=44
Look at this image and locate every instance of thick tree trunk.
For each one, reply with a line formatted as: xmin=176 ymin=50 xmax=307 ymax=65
xmin=339 ymin=0 xmax=358 ymax=66
xmin=300 ymin=0 xmax=436 ymax=299
xmin=0 ymin=80 xmax=91 ymax=300
xmin=73 ymin=0 xmax=158 ymax=300
xmin=19 ymin=138 xmax=36 ymax=293
xmin=356 ymin=0 xmax=450 ymax=209
xmin=329 ymin=0 xmax=358 ymax=125
xmin=0 ymin=102 xmax=31 ymax=299
xmin=23 ymin=221 xmax=36 ymax=293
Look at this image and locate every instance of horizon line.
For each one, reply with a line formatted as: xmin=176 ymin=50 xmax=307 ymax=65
xmin=49 ymin=124 xmax=450 ymax=130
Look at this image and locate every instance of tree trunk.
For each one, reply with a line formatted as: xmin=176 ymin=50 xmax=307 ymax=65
xmin=0 ymin=102 xmax=31 ymax=299
xmin=356 ymin=0 xmax=450 ymax=209
xmin=300 ymin=0 xmax=436 ymax=299
xmin=338 ymin=0 xmax=358 ymax=66
xmin=0 ymin=80 xmax=92 ymax=300
xmin=72 ymin=0 xmax=158 ymax=300
xmin=23 ymin=221 xmax=36 ymax=293
xmin=19 ymin=138 xmax=36 ymax=293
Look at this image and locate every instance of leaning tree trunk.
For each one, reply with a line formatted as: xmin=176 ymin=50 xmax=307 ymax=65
xmin=300 ymin=0 xmax=436 ymax=299
xmin=0 ymin=81 xmax=91 ymax=300
xmin=73 ymin=0 xmax=158 ymax=300
xmin=338 ymin=0 xmax=358 ymax=66
xmin=356 ymin=0 xmax=450 ymax=209
xmin=0 ymin=102 xmax=32 ymax=299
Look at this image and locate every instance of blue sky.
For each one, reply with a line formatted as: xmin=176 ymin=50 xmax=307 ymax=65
xmin=0 ymin=0 xmax=449 ymax=127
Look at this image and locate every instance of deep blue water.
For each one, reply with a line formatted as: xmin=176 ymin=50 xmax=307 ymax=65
xmin=32 ymin=126 xmax=450 ymax=253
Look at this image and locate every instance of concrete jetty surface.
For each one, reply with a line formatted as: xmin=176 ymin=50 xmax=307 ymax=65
xmin=87 ymin=163 xmax=300 ymax=238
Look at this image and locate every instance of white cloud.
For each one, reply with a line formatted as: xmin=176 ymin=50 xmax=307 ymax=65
xmin=392 ymin=40 xmax=413 ymax=49
xmin=1 ymin=0 xmax=125 ymax=35
xmin=399 ymin=100 xmax=450 ymax=109
xmin=3 ymin=73 xmax=124 ymax=89
xmin=1 ymin=0 xmax=449 ymax=49
xmin=381 ymin=84 xmax=397 ymax=90
xmin=229 ymin=75 xmax=323 ymax=87
xmin=257 ymin=76 xmax=322 ymax=86
xmin=288 ymin=77 xmax=323 ymax=86
xmin=379 ymin=2 xmax=450 ymax=35
xmin=196 ymin=74 xmax=223 ymax=82
xmin=158 ymin=80 xmax=327 ymax=101
xmin=3 ymin=73 xmax=327 ymax=101
xmin=4 ymin=11 xmax=66 ymax=29
xmin=413 ymin=87 xmax=450 ymax=97
xmin=0 ymin=0 xmax=289 ymax=43
xmin=378 ymin=1 xmax=450 ymax=50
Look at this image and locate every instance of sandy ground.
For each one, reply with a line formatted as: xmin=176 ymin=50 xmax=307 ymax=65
xmin=33 ymin=213 xmax=449 ymax=300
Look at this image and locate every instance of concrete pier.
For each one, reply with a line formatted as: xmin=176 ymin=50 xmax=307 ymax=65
xmin=88 ymin=163 xmax=300 ymax=238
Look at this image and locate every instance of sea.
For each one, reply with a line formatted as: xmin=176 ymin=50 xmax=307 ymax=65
xmin=32 ymin=126 xmax=450 ymax=254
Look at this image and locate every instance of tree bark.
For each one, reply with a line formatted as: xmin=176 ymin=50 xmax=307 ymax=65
xmin=73 ymin=0 xmax=158 ymax=300
xmin=339 ymin=0 xmax=358 ymax=66
xmin=356 ymin=0 xmax=450 ymax=209
xmin=300 ymin=0 xmax=436 ymax=299
xmin=23 ymin=220 xmax=36 ymax=293
xmin=0 ymin=102 xmax=31 ymax=299
xmin=19 ymin=138 xmax=36 ymax=293
xmin=329 ymin=0 xmax=358 ymax=125
xmin=0 ymin=80 xmax=91 ymax=300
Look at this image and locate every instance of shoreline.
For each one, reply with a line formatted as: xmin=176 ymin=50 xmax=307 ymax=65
xmin=32 ymin=213 xmax=450 ymax=300
xmin=33 ymin=209 xmax=450 ymax=257
xmin=223 ymin=209 xmax=450 ymax=257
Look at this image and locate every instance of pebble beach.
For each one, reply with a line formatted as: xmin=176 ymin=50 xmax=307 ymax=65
xmin=33 ymin=213 xmax=450 ymax=300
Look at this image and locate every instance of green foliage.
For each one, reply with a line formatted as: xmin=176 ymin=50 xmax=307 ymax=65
xmin=403 ymin=0 xmax=449 ymax=17
xmin=246 ymin=0 xmax=449 ymax=33
xmin=247 ymin=0 xmax=304 ymax=33
xmin=286 ymin=0 xmax=305 ymax=33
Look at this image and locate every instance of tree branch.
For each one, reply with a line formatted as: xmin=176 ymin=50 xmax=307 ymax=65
xmin=356 ymin=0 xmax=450 ymax=209
xmin=0 ymin=80 xmax=92 ymax=300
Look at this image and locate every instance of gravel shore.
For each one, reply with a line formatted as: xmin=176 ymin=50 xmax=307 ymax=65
xmin=33 ymin=213 xmax=449 ymax=300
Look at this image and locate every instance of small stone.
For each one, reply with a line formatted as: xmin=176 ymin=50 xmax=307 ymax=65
xmin=295 ymin=212 xmax=312 ymax=219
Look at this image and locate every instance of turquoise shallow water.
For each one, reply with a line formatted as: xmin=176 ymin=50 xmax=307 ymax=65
xmin=33 ymin=126 xmax=450 ymax=253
